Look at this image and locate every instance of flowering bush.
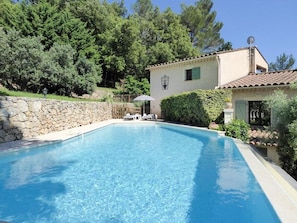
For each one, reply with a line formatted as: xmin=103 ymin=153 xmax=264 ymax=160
xmin=208 ymin=122 xmax=220 ymax=130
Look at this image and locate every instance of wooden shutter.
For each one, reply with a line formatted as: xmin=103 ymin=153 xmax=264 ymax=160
xmin=235 ymin=100 xmax=247 ymax=121
xmin=192 ymin=67 xmax=200 ymax=80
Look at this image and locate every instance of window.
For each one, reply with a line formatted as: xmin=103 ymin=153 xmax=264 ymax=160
xmin=249 ymin=101 xmax=270 ymax=126
xmin=185 ymin=67 xmax=200 ymax=81
xmin=256 ymin=65 xmax=267 ymax=73
xmin=186 ymin=69 xmax=192 ymax=80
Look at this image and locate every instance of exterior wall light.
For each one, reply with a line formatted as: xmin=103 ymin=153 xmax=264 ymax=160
xmin=161 ymin=75 xmax=169 ymax=90
xmin=43 ymin=87 xmax=48 ymax=98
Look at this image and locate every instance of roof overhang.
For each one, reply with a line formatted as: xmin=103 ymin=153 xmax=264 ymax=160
xmin=219 ymin=84 xmax=292 ymax=90
xmin=146 ymin=54 xmax=217 ymax=71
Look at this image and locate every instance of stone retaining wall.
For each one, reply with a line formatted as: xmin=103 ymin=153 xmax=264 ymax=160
xmin=0 ymin=96 xmax=112 ymax=142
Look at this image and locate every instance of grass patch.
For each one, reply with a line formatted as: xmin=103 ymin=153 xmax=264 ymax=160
xmin=97 ymin=87 xmax=114 ymax=93
xmin=0 ymin=87 xmax=101 ymax=102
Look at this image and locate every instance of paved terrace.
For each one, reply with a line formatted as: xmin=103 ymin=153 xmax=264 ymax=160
xmin=0 ymin=119 xmax=297 ymax=222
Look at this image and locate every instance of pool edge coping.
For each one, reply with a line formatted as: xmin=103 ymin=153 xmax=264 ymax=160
xmin=234 ymin=139 xmax=297 ymax=223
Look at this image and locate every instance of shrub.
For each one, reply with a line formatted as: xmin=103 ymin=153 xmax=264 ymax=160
xmin=114 ymin=75 xmax=150 ymax=95
xmin=264 ymin=90 xmax=297 ymax=179
xmin=161 ymin=89 xmax=231 ymax=126
xmin=225 ymin=119 xmax=250 ymax=142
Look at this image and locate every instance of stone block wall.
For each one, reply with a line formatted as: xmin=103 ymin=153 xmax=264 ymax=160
xmin=0 ymin=96 xmax=112 ymax=142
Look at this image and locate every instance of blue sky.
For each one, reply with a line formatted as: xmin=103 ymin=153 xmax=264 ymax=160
xmin=109 ymin=0 xmax=297 ymax=66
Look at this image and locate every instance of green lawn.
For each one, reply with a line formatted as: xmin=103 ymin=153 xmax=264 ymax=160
xmin=0 ymin=87 xmax=112 ymax=102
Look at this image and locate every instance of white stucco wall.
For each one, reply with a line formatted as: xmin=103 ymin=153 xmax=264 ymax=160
xmin=254 ymin=48 xmax=268 ymax=71
xmin=218 ymin=49 xmax=250 ymax=86
xmin=217 ymin=47 xmax=268 ymax=86
xmin=149 ymin=57 xmax=218 ymax=117
xmin=232 ymin=87 xmax=297 ymax=103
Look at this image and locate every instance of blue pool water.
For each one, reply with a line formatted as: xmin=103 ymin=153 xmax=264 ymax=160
xmin=0 ymin=123 xmax=280 ymax=223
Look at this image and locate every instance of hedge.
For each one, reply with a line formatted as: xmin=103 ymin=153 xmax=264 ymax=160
xmin=160 ymin=89 xmax=232 ymax=126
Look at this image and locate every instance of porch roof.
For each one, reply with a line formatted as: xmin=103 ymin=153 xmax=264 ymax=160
xmin=219 ymin=69 xmax=297 ymax=89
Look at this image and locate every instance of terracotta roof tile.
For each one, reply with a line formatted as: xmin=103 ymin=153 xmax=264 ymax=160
xmin=219 ymin=70 xmax=297 ymax=89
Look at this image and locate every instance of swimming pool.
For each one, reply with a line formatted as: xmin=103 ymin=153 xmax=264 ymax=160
xmin=0 ymin=123 xmax=280 ymax=222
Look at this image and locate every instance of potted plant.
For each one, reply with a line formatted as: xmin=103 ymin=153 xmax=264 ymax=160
xmin=224 ymin=97 xmax=232 ymax=108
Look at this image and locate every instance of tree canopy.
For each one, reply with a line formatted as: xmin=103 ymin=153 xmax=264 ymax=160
xmin=0 ymin=28 xmax=101 ymax=95
xmin=181 ymin=0 xmax=224 ymax=53
xmin=0 ymin=0 xmax=227 ymax=95
xmin=269 ymin=53 xmax=296 ymax=71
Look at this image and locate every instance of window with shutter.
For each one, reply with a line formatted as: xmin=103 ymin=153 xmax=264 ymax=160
xmin=185 ymin=67 xmax=200 ymax=81
xmin=192 ymin=67 xmax=200 ymax=80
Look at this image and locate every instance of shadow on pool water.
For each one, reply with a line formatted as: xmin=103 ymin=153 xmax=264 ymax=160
xmin=0 ymin=159 xmax=75 ymax=222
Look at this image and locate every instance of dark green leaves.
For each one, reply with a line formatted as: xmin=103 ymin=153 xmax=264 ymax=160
xmin=0 ymin=29 xmax=100 ymax=96
xmin=269 ymin=53 xmax=296 ymax=71
xmin=181 ymin=0 xmax=224 ymax=53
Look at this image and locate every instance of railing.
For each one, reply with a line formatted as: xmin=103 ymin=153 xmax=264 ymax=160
xmin=249 ymin=104 xmax=270 ymax=126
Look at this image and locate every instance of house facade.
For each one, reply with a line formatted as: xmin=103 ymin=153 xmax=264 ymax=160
xmin=219 ymin=70 xmax=297 ymax=127
xmin=146 ymin=47 xmax=268 ymax=118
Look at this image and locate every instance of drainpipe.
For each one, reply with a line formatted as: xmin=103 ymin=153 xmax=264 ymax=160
xmin=216 ymin=55 xmax=221 ymax=86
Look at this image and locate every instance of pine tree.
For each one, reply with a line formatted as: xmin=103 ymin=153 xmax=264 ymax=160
xmin=133 ymin=0 xmax=154 ymax=19
xmin=269 ymin=53 xmax=295 ymax=71
xmin=181 ymin=0 xmax=224 ymax=53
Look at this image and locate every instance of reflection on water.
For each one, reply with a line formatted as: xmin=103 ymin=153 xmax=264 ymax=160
xmin=5 ymin=150 xmax=60 ymax=189
xmin=217 ymin=139 xmax=250 ymax=195
xmin=187 ymin=136 xmax=280 ymax=223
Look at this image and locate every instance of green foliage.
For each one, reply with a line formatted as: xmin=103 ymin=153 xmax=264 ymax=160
xmin=0 ymin=0 xmax=23 ymax=30
xmin=181 ymin=0 xmax=224 ymax=52
xmin=264 ymin=90 xmax=297 ymax=179
xmin=269 ymin=53 xmax=295 ymax=71
xmin=161 ymin=89 xmax=231 ymax=126
xmin=0 ymin=0 xmax=226 ymax=91
xmin=217 ymin=41 xmax=233 ymax=51
xmin=42 ymin=43 xmax=77 ymax=95
xmin=133 ymin=0 xmax=154 ymax=19
xmin=0 ymin=28 xmax=45 ymax=91
xmin=22 ymin=1 xmax=99 ymax=62
xmin=115 ymin=75 xmax=149 ymax=95
xmin=100 ymin=93 xmax=114 ymax=102
xmin=0 ymin=28 xmax=101 ymax=96
xmin=224 ymin=119 xmax=250 ymax=142
xmin=41 ymin=43 xmax=101 ymax=96
xmin=151 ymin=8 xmax=198 ymax=60
xmin=0 ymin=86 xmax=100 ymax=102
xmin=288 ymin=121 xmax=297 ymax=177
xmin=74 ymin=57 xmax=102 ymax=95
xmin=70 ymin=0 xmax=135 ymax=87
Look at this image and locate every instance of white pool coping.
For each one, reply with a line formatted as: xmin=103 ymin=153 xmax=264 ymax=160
xmin=235 ymin=139 xmax=297 ymax=222
xmin=0 ymin=119 xmax=297 ymax=222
